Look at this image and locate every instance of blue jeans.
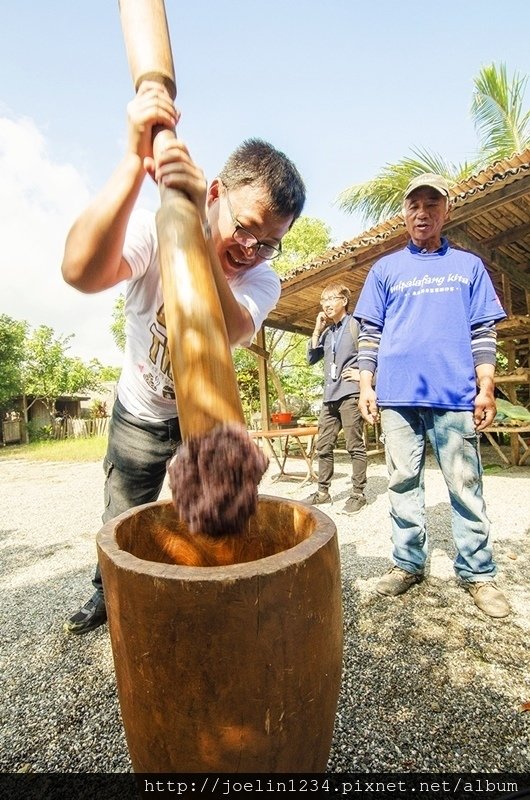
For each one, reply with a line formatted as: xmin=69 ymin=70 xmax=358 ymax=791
xmin=380 ymin=407 xmax=496 ymax=583
xmin=92 ymin=398 xmax=181 ymax=598
xmin=316 ymin=396 xmax=367 ymax=495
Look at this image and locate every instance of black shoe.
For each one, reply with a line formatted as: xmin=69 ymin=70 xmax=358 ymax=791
xmin=64 ymin=593 xmax=107 ymax=635
xmin=304 ymin=490 xmax=331 ymax=505
xmin=341 ymin=494 xmax=367 ymax=515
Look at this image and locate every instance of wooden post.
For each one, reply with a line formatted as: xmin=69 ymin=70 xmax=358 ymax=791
xmin=257 ymin=326 xmax=271 ymax=430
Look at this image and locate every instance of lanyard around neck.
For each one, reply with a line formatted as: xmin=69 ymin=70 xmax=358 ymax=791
xmin=330 ymin=317 xmax=347 ymax=360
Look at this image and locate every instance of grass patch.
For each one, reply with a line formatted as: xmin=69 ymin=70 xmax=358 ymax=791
xmin=482 ymin=463 xmax=504 ymax=473
xmin=0 ymin=436 xmax=107 ymax=463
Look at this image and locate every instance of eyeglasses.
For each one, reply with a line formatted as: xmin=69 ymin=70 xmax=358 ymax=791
xmin=320 ymin=296 xmax=344 ymax=307
xmin=222 ymin=183 xmax=282 ymax=260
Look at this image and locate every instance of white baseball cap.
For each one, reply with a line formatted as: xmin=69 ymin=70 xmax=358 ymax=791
xmin=404 ymin=173 xmax=450 ymax=199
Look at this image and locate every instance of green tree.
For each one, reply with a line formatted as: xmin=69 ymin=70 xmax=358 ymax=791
xmin=22 ymin=326 xmax=102 ymax=422
xmin=265 ymin=216 xmax=332 ymax=413
xmin=0 ymin=314 xmax=27 ymax=408
xmin=111 ymin=294 xmax=126 ymax=352
xmin=274 ymin=217 xmax=331 ymax=276
xmin=233 ymin=346 xmax=260 ymax=419
xmin=263 ymin=329 xmax=323 ymax=415
xmin=99 ymin=364 xmax=122 ymax=382
xmin=337 ymin=63 xmax=530 ymax=225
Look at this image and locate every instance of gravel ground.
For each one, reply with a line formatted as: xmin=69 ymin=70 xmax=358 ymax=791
xmin=0 ymin=442 xmax=529 ymax=774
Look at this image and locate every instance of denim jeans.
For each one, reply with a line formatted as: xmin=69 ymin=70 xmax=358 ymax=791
xmin=316 ymin=395 xmax=367 ymax=495
xmin=92 ymin=398 xmax=181 ymax=598
xmin=380 ymin=407 xmax=496 ymax=583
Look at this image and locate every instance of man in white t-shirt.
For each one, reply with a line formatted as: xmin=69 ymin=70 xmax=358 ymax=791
xmin=61 ymin=82 xmax=306 ymax=634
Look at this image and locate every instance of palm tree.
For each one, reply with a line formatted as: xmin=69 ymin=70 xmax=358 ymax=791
xmin=472 ymin=63 xmax=530 ymax=165
xmin=337 ymin=63 xmax=530 ymax=226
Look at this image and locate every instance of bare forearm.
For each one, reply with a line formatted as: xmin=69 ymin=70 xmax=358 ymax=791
xmin=61 ymin=154 xmax=144 ymax=292
xmin=359 ymin=369 xmax=375 ymax=392
xmin=358 ymin=374 xmax=379 ymax=424
xmin=474 ymin=362 xmax=496 ymax=430
xmin=475 ymin=362 xmax=495 ymax=390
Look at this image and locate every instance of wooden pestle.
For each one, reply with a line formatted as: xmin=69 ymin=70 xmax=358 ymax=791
xmin=119 ymin=0 xmax=245 ymax=439
xmin=118 ymin=0 xmax=267 ymax=535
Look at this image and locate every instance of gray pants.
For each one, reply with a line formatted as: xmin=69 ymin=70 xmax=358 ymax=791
xmin=316 ymin=396 xmax=367 ymax=495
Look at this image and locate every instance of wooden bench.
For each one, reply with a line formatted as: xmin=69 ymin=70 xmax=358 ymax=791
xmin=482 ymin=425 xmax=530 ymax=466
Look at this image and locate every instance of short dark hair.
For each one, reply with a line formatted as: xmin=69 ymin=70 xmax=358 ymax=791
xmin=218 ymin=138 xmax=306 ymax=222
xmin=321 ymin=282 xmax=351 ymax=310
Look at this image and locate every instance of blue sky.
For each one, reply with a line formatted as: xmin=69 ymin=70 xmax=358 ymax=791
xmin=2 ymin=0 xmax=530 ymax=364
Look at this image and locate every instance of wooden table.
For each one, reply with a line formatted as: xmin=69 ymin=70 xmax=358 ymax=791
xmin=249 ymin=426 xmax=319 ymax=484
xmin=482 ymin=425 xmax=530 ymax=466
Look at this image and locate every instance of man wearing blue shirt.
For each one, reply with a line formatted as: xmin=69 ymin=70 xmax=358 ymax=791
xmin=306 ymin=283 xmax=367 ymax=515
xmin=354 ymin=173 xmax=510 ymax=618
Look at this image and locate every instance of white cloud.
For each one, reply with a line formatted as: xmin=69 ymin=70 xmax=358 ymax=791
xmin=0 ymin=113 xmax=124 ymax=365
